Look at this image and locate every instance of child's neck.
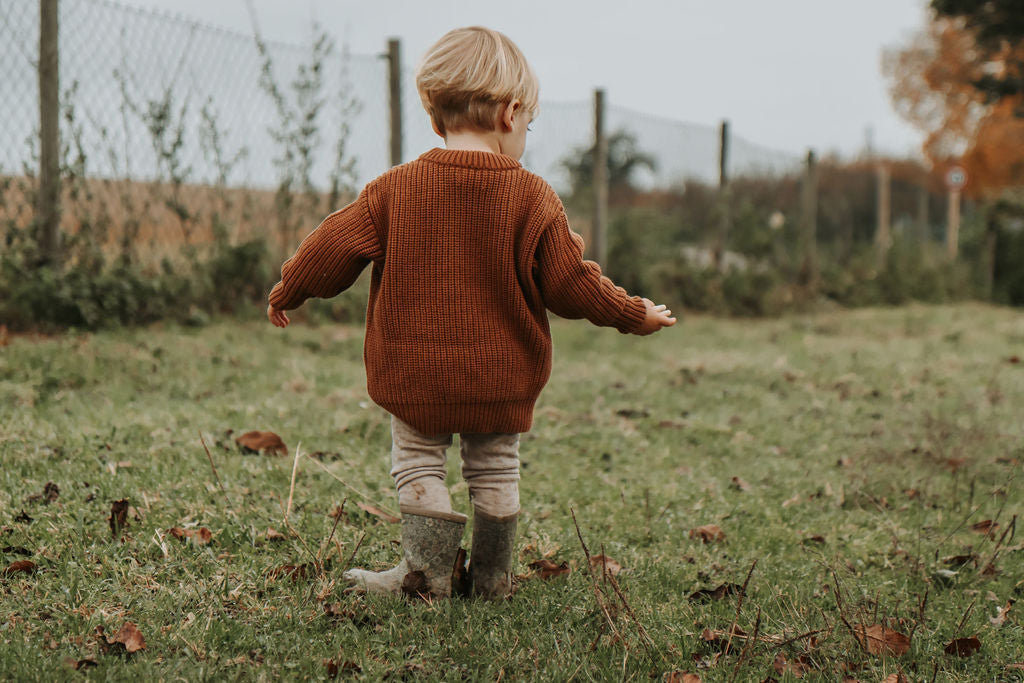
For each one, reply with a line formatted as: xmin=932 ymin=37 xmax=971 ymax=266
xmin=444 ymin=129 xmax=503 ymax=156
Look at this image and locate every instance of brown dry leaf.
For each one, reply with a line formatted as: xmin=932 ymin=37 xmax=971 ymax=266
xmin=63 ymin=657 xmax=98 ymax=670
xmin=3 ymin=560 xmax=36 ymax=576
xmin=108 ymin=499 xmax=130 ymax=539
xmin=990 ymin=601 xmax=1012 ymax=627
xmin=689 ymin=524 xmax=726 ymax=543
xmin=167 ymin=527 xmax=213 ymax=545
xmin=106 ymin=621 xmax=146 ymax=654
xmin=802 ymin=534 xmax=827 ymax=545
xmin=528 ymin=559 xmax=571 ymax=579
xmin=782 ymin=494 xmax=804 ymax=508
xmin=355 ymin=502 xmax=400 ymax=524
xmin=235 ymin=430 xmax=288 ymax=456
xmin=43 ymin=482 xmax=60 ymax=503
xmin=265 ymin=527 xmax=287 ymax=542
xmin=324 ymin=658 xmax=361 ymax=678
xmin=971 ymin=520 xmax=998 ymax=536
xmin=688 ymin=583 xmax=741 ymax=603
xmin=855 ymin=624 xmax=910 ymax=656
xmin=700 ymin=625 xmax=747 ymax=653
xmin=1006 ymin=663 xmax=1024 ymax=671
xmin=664 ymin=673 xmax=702 ymax=683
xmin=1009 ymin=355 xmax=1021 ymax=364
xmin=773 ymin=653 xmax=808 ymax=678
xmin=730 ymin=476 xmax=752 ymax=492
xmin=880 ymin=673 xmax=908 ymax=683
xmin=589 ymin=554 xmax=623 ymax=576
xmin=944 ymin=635 xmax=981 ymax=657
xmin=943 ymin=553 xmax=978 ymax=567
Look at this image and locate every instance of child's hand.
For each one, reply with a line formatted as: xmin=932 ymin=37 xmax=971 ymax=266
xmin=634 ymin=298 xmax=676 ymax=335
xmin=267 ymin=304 xmax=290 ymax=328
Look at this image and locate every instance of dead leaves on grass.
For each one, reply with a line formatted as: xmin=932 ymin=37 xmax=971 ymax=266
xmin=689 ymin=525 xmax=726 ymax=544
xmin=527 ymin=558 xmax=571 ymax=579
xmin=943 ymin=634 xmax=981 ymax=656
xmin=235 ymin=430 xmax=288 ymax=456
xmin=688 ymin=582 xmax=741 ymax=603
xmin=167 ymin=526 xmax=213 ymax=545
xmin=104 ymin=621 xmax=146 ymax=654
xmin=3 ymin=559 xmax=36 ymax=576
xmin=853 ymin=624 xmax=911 ymax=657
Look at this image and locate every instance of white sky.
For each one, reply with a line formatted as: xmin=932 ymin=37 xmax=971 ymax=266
xmin=117 ymin=0 xmax=930 ymax=159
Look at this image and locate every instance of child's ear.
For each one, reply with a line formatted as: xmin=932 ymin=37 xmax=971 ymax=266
xmin=501 ymin=100 xmax=521 ymax=131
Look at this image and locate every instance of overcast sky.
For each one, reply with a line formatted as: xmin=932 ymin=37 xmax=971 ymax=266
xmin=116 ymin=0 xmax=930 ymax=159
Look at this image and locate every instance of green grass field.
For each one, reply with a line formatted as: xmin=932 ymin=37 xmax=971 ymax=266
xmin=1 ymin=304 xmax=1022 ymax=681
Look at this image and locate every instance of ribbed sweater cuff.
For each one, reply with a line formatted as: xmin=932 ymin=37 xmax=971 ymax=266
xmin=614 ymin=296 xmax=647 ymax=334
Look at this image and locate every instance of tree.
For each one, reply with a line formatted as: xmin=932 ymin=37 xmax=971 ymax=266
xmin=931 ymin=0 xmax=1024 ymax=106
xmin=562 ymin=130 xmax=656 ymax=204
xmin=884 ymin=17 xmax=1024 ymax=196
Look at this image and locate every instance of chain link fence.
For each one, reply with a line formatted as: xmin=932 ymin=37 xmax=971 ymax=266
xmin=0 ymin=0 xmax=797 ymax=194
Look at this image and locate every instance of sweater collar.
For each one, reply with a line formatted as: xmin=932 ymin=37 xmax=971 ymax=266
xmin=419 ymin=147 xmax=522 ymax=170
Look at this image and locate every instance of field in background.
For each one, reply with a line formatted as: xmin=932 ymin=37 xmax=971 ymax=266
xmin=1 ymin=304 xmax=1023 ymax=681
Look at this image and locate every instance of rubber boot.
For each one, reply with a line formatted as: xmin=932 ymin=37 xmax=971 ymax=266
xmin=468 ymin=508 xmax=518 ymax=600
xmin=344 ymin=505 xmax=467 ymax=598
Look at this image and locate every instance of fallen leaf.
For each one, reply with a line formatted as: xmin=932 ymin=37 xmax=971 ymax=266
xmin=944 ymin=635 xmax=981 ymax=657
xmin=971 ymin=520 xmax=998 ymax=536
xmin=942 ymin=553 xmax=978 ymax=567
xmin=355 ymin=502 xmax=400 ymax=524
xmin=782 ymin=494 xmax=804 ymax=508
xmin=990 ymin=601 xmax=1012 ymax=627
xmin=689 ymin=525 xmax=726 ymax=543
xmin=802 ymin=534 xmax=827 ymax=545
xmin=528 ymin=559 xmax=571 ymax=579
xmin=63 ymin=657 xmax=98 ymax=670
xmin=167 ymin=527 xmax=213 ymax=545
xmin=664 ymin=673 xmax=702 ymax=683
xmin=109 ymin=499 xmax=129 ymax=539
xmin=235 ymin=430 xmax=288 ymax=456
xmin=1009 ymin=356 xmax=1020 ymax=364
xmin=880 ymin=673 xmax=908 ymax=683
xmin=773 ymin=653 xmax=808 ymax=678
xmin=265 ymin=527 xmax=287 ymax=542
xmin=730 ymin=476 xmax=752 ymax=492
xmin=3 ymin=560 xmax=36 ymax=576
xmin=854 ymin=624 xmax=910 ymax=656
xmin=589 ymin=554 xmax=623 ymax=576
xmin=1006 ymin=663 xmax=1024 ymax=671
xmin=14 ymin=510 xmax=33 ymax=524
xmin=615 ymin=408 xmax=649 ymax=419
xmin=324 ymin=658 xmax=361 ymax=678
xmin=106 ymin=621 xmax=146 ymax=653
xmin=688 ymin=583 xmax=741 ymax=603
xmin=700 ymin=625 xmax=746 ymax=652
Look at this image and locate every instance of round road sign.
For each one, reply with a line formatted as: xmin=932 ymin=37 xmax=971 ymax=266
xmin=946 ymin=166 xmax=967 ymax=190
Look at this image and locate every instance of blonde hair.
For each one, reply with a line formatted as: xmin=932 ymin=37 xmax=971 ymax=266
xmin=415 ymin=27 xmax=539 ymax=136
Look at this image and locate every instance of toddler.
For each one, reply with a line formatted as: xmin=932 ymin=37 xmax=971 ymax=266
xmin=267 ymin=26 xmax=675 ymax=600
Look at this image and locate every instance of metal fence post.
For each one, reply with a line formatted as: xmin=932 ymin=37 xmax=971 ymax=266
xmin=387 ymin=38 xmax=402 ymax=167
xmin=592 ymin=88 xmax=608 ymax=268
xmin=37 ymin=0 xmax=61 ymax=265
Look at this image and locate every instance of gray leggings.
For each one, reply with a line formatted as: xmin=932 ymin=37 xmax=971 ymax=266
xmin=389 ymin=416 xmax=520 ymax=517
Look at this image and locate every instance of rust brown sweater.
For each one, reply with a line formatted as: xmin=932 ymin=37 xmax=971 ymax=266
xmin=268 ymin=148 xmax=647 ymax=434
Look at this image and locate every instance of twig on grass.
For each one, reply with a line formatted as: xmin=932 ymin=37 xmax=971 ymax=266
xmin=978 ymin=513 xmax=1016 ymax=577
xmin=952 ymin=597 xmax=976 ymax=639
xmin=342 ymin=531 xmax=365 ymax=573
xmin=729 ymin=605 xmax=761 ymax=683
xmin=724 ymin=559 xmax=758 ymax=657
xmin=285 ymin=441 xmax=302 ymax=524
xmin=199 ymin=431 xmax=236 ymax=515
xmin=908 ymin=588 xmax=929 ymax=643
xmin=832 ymin=570 xmax=868 ymax=655
xmin=569 ymin=507 xmax=629 ymax=652
xmin=301 ymin=451 xmax=399 ymax=519
xmin=318 ymin=497 xmax=345 ymax=563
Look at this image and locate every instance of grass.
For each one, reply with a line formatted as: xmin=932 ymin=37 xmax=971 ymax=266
xmin=1 ymin=303 xmax=1022 ymax=681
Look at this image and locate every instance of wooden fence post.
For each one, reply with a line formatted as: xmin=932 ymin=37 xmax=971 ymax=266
xmin=37 ymin=0 xmax=61 ymax=266
xmin=714 ymin=119 xmax=730 ymax=269
xmin=387 ymin=38 xmax=402 ymax=167
xmin=800 ymin=149 xmax=818 ymax=287
xmin=875 ymin=163 xmax=891 ymax=260
xmin=592 ymin=88 xmax=608 ymax=268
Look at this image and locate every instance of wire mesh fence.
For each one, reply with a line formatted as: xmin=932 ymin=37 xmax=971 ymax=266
xmin=0 ymin=0 xmax=798 ymax=194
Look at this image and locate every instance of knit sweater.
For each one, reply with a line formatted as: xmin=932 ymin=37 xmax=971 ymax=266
xmin=268 ymin=147 xmax=647 ymax=434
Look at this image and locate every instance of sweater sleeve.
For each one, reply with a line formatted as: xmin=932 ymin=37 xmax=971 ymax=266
xmin=534 ymin=202 xmax=647 ymax=334
xmin=268 ymin=189 xmax=383 ymax=310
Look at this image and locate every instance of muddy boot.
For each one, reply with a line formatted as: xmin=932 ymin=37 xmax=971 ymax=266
xmin=469 ymin=508 xmax=518 ymax=600
xmin=344 ymin=506 xmax=467 ymax=598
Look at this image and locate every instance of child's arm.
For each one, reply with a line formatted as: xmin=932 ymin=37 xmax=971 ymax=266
xmin=535 ymin=206 xmax=674 ymax=335
xmin=267 ymin=190 xmax=383 ymax=318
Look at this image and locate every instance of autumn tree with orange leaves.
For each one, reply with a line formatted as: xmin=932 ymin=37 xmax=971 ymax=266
xmin=884 ymin=11 xmax=1024 ymax=198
